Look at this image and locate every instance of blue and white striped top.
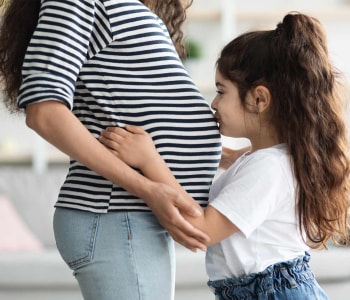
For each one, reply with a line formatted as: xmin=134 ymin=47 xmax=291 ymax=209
xmin=18 ymin=0 xmax=221 ymax=213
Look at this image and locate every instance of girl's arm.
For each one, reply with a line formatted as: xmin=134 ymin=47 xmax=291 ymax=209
xmin=100 ymin=125 xmax=239 ymax=246
xmin=220 ymin=146 xmax=251 ymax=170
xmin=25 ymin=101 xmax=209 ymax=252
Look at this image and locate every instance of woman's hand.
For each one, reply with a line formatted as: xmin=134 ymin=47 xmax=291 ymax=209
xmin=99 ymin=125 xmax=159 ymax=172
xmin=146 ymin=181 xmax=209 ymax=252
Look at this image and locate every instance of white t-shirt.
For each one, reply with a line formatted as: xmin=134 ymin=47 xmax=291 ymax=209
xmin=206 ymin=144 xmax=309 ymax=280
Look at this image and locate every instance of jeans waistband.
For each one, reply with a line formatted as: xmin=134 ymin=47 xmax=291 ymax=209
xmin=207 ymin=252 xmax=315 ymax=298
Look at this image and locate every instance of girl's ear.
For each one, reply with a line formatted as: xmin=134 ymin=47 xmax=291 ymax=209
xmin=253 ymin=85 xmax=271 ymax=113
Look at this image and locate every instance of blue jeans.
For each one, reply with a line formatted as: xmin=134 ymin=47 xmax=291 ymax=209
xmin=207 ymin=253 xmax=328 ymax=300
xmin=53 ymin=208 xmax=175 ymax=300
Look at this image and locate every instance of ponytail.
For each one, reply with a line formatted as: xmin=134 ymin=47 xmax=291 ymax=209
xmin=0 ymin=0 xmax=41 ymax=112
xmin=273 ymin=13 xmax=350 ymax=247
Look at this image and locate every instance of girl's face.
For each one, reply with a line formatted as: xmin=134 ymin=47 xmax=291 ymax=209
xmin=211 ymin=70 xmax=256 ymax=139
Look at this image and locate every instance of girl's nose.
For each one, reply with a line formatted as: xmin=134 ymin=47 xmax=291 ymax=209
xmin=211 ymin=97 xmax=217 ymax=111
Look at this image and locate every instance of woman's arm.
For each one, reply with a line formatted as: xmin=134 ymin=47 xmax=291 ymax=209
xmin=25 ymin=101 xmax=209 ymax=251
xmin=100 ymin=125 xmax=239 ymax=246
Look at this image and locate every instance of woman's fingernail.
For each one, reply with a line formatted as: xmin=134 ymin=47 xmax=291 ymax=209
xmin=193 ymin=209 xmax=202 ymax=217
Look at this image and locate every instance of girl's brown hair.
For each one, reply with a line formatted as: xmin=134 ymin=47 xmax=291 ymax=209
xmin=217 ymin=12 xmax=350 ymax=248
xmin=0 ymin=0 xmax=192 ymax=112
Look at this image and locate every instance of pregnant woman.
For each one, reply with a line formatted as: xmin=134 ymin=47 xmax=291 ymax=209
xmin=0 ymin=0 xmax=221 ymax=299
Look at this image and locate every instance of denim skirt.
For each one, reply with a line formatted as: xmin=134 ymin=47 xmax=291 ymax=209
xmin=207 ymin=253 xmax=328 ymax=300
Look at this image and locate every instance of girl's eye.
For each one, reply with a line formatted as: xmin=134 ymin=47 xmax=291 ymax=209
xmin=216 ymin=90 xmax=223 ymax=95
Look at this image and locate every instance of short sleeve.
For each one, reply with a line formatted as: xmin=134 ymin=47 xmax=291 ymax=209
xmin=209 ymin=152 xmax=292 ymax=238
xmin=18 ymin=0 xmax=96 ymax=110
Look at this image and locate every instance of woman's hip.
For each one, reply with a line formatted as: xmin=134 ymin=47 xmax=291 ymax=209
xmin=53 ymin=207 xmax=176 ymax=300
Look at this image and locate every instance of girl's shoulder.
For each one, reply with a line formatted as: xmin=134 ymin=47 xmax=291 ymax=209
xmin=234 ymin=144 xmax=290 ymax=172
xmin=222 ymin=144 xmax=294 ymax=190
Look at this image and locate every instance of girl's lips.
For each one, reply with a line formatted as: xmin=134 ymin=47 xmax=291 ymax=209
xmin=214 ymin=114 xmax=220 ymax=124
xmin=214 ymin=118 xmax=221 ymax=130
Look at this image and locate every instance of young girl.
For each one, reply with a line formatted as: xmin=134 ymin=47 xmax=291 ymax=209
xmin=100 ymin=12 xmax=350 ymax=299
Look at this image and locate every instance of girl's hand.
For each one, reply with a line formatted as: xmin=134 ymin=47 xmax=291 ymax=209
xmin=99 ymin=125 xmax=160 ymax=171
xmin=219 ymin=145 xmax=251 ymax=170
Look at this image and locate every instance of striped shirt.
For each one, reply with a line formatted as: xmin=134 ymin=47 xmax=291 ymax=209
xmin=18 ymin=0 xmax=221 ymax=213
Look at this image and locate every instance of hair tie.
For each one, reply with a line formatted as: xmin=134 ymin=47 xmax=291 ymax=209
xmin=275 ymin=23 xmax=284 ymax=37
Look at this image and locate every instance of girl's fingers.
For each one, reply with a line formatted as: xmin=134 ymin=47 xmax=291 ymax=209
xmin=103 ymin=125 xmax=147 ymax=139
xmin=99 ymin=135 xmax=119 ymax=150
xmin=105 ymin=126 xmax=128 ymax=137
xmin=124 ymin=124 xmax=146 ymax=135
xmin=101 ymin=128 xmax=127 ymax=143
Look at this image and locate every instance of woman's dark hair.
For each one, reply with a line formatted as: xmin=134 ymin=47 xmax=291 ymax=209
xmin=141 ymin=0 xmax=193 ymax=59
xmin=217 ymin=12 xmax=350 ymax=248
xmin=0 ymin=0 xmax=192 ymax=112
xmin=0 ymin=0 xmax=40 ymax=112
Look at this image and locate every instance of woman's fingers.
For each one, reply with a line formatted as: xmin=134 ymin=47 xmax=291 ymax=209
xmin=156 ymin=209 xmax=208 ymax=252
xmin=167 ymin=227 xmax=207 ymax=252
xmin=146 ymin=183 xmax=209 ymax=251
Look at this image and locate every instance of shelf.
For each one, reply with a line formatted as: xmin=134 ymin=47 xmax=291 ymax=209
xmin=0 ymin=152 xmax=69 ymax=166
xmin=187 ymin=6 xmax=350 ymax=22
